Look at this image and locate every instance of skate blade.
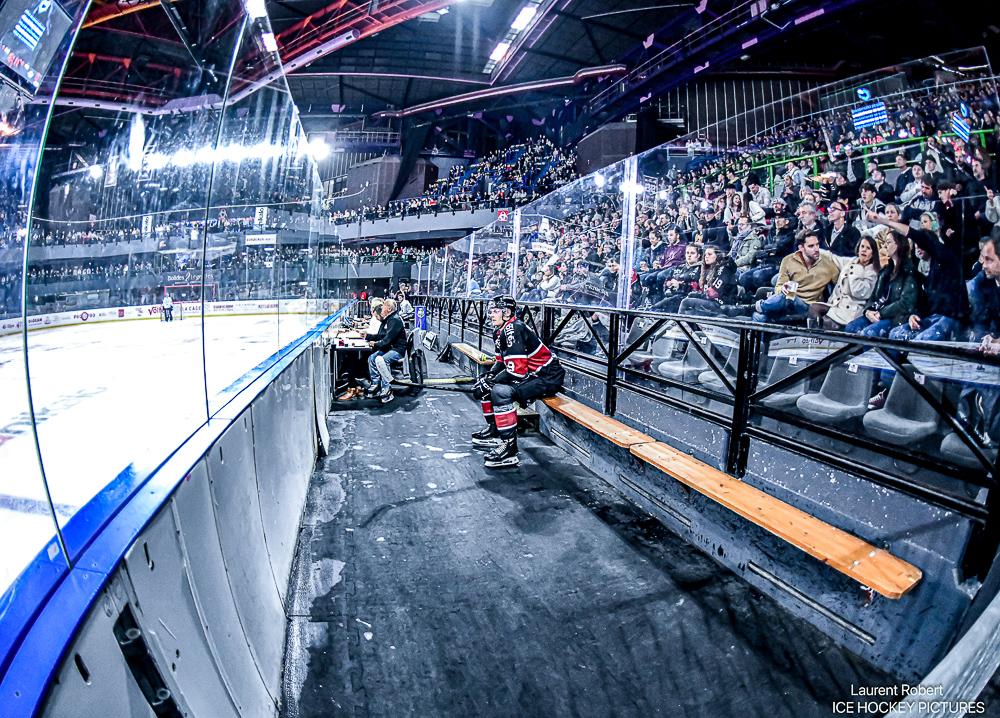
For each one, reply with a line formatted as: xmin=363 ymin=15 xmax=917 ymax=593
xmin=471 ymin=438 xmax=501 ymax=449
xmin=484 ymin=456 xmax=520 ymax=468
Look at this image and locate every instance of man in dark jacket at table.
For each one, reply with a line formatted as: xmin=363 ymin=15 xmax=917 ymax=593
xmin=365 ymin=298 xmax=406 ymax=404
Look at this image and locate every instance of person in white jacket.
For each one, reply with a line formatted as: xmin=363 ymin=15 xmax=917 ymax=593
xmin=539 ymin=266 xmax=562 ymax=299
xmin=807 ymin=235 xmax=880 ymax=329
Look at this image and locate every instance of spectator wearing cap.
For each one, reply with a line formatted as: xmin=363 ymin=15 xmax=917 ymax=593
xmin=729 ymin=216 xmax=763 ymax=277
xmin=739 ymin=209 xmax=797 ymax=295
xmin=935 ymin=180 xmax=964 ymax=247
xmin=826 ymin=201 xmax=861 ymax=257
xmin=751 ymin=230 xmax=841 ymax=324
xmin=699 ymin=206 xmax=730 ymax=250
xmin=678 ymin=244 xmax=738 ymax=316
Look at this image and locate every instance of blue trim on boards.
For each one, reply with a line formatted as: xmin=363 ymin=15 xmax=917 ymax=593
xmin=0 ymin=303 xmax=351 ymax=715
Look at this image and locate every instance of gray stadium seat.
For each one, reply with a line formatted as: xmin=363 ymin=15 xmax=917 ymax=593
xmin=657 ymin=337 xmax=710 ymax=382
xmin=795 ymin=363 xmax=874 ymax=424
xmin=698 ymin=344 xmax=738 ymax=394
xmin=940 ymin=432 xmax=996 ymax=470
xmin=863 ymin=373 xmax=941 ymax=445
xmin=758 ymin=357 xmax=809 ymax=409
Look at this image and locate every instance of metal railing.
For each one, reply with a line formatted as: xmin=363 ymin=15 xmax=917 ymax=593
xmin=419 ymin=295 xmax=1000 ymax=579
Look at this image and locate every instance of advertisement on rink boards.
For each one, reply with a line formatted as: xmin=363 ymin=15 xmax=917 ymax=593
xmin=0 ymin=299 xmax=339 ymax=337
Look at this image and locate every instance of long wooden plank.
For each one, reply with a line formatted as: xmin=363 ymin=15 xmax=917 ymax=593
xmin=452 ymin=343 xmax=495 ymax=366
xmin=542 ymin=396 xmax=655 ymax=448
xmin=630 ymin=442 xmax=922 ymax=599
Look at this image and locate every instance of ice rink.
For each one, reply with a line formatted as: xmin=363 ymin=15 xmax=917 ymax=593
xmin=0 ymin=311 xmax=328 ymax=594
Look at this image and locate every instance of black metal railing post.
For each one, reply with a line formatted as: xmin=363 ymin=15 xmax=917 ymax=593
xmin=476 ymin=301 xmax=486 ymax=351
xmin=726 ymin=327 xmax=762 ymax=477
xmin=604 ymin=313 xmax=621 ymax=417
xmin=542 ymin=306 xmax=555 ymax=345
xmin=447 ymin=299 xmax=454 ymax=335
xmin=962 ymin=489 xmax=1000 ymax=580
xmin=460 ymin=300 xmax=469 ymax=343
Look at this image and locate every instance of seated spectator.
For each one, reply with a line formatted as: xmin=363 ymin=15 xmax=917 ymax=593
xmin=825 ymin=201 xmax=861 ymax=256
xmin=899 ymin=164 xmax=927 ymax=210
xmin=651 ymin=244 xmax=703 ymax=313
xmin=751 ymin=230 xmax=841 ymax=323
xmin=866 ymin=210 xmax=968 ymax=342
xmin=968 ymin=237 xmax=1000 ymax=340
xmin=959 ymin=238 xmax=1000 ymax=446
xmin=843 ymin=231 xmax=920 ymax=337
xmin=677 ymin=244 xmax=738 ymax=316
xmin=807 ymin=236 xmax=880 ymax=329
xmin=738 ymin=209 xmax=798 ymax=295
xmin=638 ymin=227 xmax=685 ymax=300
xmin=729 ymin=216 xmax=764 ymax=277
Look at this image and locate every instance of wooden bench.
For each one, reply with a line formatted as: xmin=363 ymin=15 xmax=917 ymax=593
xmin=541 ymin=394 xmax=922 ymax=600
xmin=451 ymin=342 xmax=495 ymax=366
xmin=542 ymin=396 xmax=654 ymax=448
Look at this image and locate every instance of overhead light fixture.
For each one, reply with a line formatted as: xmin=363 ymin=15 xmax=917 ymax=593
xmin=262 ymin=32 xmax=278 ymax=52
xmin=593 ymin=173 xmax=605 ymax=188
xmin=244 ymin=0 xmax=267 ymax=20
xmin=483 ymin=0 xmax=543 ymax=74
xmin=489 ymin=41 xmax=511 ymax=62
xmin=88 ymin=165 xmax=104 ymax=179
xmin=510 ymin=6 xmax=536 ymax=31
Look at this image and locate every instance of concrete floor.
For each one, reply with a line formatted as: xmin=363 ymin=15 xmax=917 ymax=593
xmin=280 ymin=363 xmax=918 ymax=718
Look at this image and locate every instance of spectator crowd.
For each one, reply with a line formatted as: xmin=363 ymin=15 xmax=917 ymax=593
xmin=328 ymin=137 xmax=577 ymax=225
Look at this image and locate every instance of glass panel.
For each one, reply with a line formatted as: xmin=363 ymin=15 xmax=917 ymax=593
xmin=515 ymin=160 xmax=628 ymax=310
xmin=24 ymin=0 xmax=244 ymax=558
xmin=470 ymin=220 xmax=514 ymax=298
xmin=0 ymin=0 xmax=88 ymax=594
xmin=203 ymin=11 xmax=327 ymax=411
xmin=445 ymin=239 xmax=471 ymax=297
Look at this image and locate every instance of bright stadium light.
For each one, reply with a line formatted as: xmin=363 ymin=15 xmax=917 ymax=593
xmin=262 ymin=32 xmax=278 ymax=53
xmin=88 ymin=165 xmax=104 ymax=179
xmin=593 ymin=173 xmax=605 ymax=188
xmin=489 ymin=41 xmax=511 ymax=63
xmin=244 ymin=0 xmax=267 ymax=19
xmin=510 ymin=6 xmax=536 ymax=31
xmin=308 ymin=138 xmax=331 ymax=160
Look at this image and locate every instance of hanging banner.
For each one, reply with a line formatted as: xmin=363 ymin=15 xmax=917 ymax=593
xmin=141 ymin=214 xmax=153 ymax=236
xmin=254 ymin=206 xmax=270 ymax=229
xmin=246 ymin=233 xmax=278 ymax=246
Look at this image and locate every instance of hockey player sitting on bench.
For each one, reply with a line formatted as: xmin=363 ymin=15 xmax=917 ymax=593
xmin=471 ymin=295 xmax=565 ymax=468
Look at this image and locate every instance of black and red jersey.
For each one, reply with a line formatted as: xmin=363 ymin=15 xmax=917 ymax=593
xmin=491 ymin=317 xmax=560 ymax=382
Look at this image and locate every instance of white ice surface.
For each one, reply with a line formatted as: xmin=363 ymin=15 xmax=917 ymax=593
xmin=0 ymin=311 xmax=325 ymax=595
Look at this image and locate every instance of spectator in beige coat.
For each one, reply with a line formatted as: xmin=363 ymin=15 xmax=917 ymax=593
xmin=808 ymin=235 xmax=880 ymax=328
